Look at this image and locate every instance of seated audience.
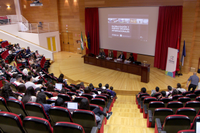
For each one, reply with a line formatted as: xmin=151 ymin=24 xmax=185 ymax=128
xmin=79 ymin=98 xmax=112 ymax=123
xmin=57 ymin=73 xmax=67 ymax=86
xmin=107 ymin=86 xmax=116 ymax=97
xmin=26 ymin=46 xmax=31 ymax=55
xmin=47 ymin=84 xmax=58 ymax=97
xmin=127 ymin=53 xmax=134 ymax=62
xmin=36 ymin=92 xmax=51 ymax=116
xmin=151 ymin=86 xmax=160 ymax=96
xmin=28 ymin=71 xmax=40 ymax=82
xmin=10 ymin=73 xmax=17 ymax=83
xmin=166 ymin=86 xmax=173 ymax=96
xmin=137 ymin=87 xmax=147 ymax=98
xmin=25 ymin=75 xmax=42 ymax=89
xmin=97 ymin=83 xmax=103 ymax=90
xmin=22 ymin=66 xmax=29 ymax=76
xmin=108 ymin=50 xmax=114 ymax=58
xmin=54 ymin=97 xmax=65 ymax=107
xmin=14 ymin=75 xmax=25 ymax=86
xmin=158 ymin=91 xmax=166 ymax=100
xmin=1 ymin=83 xmax=17 ymax=100
xmin=118 ymin=51 xmax=125 ymax=60
xmin=21 ymin=86 xmax=36 ymax=104
xmin=98 ymin=49 xmax=106 ymax=58
xmin=176 ymin=83 xmax=186 ymax=93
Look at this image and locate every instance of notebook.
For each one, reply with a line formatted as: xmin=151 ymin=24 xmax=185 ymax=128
xmin=55 ymin=83 xmax=62 ymax=90
xmin=67 ymin=102 xmax=78 ymax=112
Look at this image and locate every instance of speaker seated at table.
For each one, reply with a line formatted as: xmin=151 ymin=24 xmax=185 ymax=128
xmin=98 ymin=49 xmax=106 ymax=59
xmin=118 ymin=51 xmax=125 ymax=60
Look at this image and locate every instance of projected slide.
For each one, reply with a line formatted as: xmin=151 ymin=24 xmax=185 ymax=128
xmin=108 ymin=15 xmax=149 ymax=41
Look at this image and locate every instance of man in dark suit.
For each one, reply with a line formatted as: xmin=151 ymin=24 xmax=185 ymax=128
xmin=99 ymin=49 xmax=105 ymax=58
xmin=127 ymin=53 xmax=134 ymax=62
xmin=118 ymin=51 xmax=125 ymax=60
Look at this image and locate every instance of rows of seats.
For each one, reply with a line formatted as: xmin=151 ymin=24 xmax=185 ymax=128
xmin=136 ymin=90 xmax=200 ymax=133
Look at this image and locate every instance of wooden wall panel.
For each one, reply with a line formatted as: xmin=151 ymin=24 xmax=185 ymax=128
xmin=0 ymin=0 xmax=16 ymax=16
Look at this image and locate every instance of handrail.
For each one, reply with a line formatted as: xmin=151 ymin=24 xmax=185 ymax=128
xmin=0 ymin=29 xmax=50 ymax=51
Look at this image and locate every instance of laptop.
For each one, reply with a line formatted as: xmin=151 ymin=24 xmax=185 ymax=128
xmin=67 ymin=102 xmax=78 ymax=113
xmin=55 ymin=83 xmax=62 ymax=90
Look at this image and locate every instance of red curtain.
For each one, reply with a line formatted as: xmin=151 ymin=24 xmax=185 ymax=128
xmin=85 ymin=8 xmax=99 ymax=55
xmin=154 ymin=6 xmax=182 ymax=70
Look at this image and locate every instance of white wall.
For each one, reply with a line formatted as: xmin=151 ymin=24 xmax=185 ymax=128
xmin=18 ymin=32 xmax=39 ymax=44
xmin=0 ymin=24 xmax=19 ymax=35
xmin=38 ymin=31 xmax=61 ymax=52
xmin=0 ymin=30 xmax=54 ymax=60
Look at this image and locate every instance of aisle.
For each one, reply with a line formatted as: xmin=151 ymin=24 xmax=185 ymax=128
xmin=104 ymin=95 xmax=154 ymax=133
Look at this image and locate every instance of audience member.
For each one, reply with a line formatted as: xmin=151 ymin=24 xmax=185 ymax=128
xmin=166 ymin=86 xmax=173 ymax=96
xmin=25 ymin=75 xmax=42 ymax=89
xmin=151 ymin=87 xmax=160 ymax=96
xmin=47 ymin=84 xmax=58 ymax=96
xmin=55 ymin=97 xmax=65 ymax=107
xmin=14 ymin=75 xmax=24 ymax=86
xmin=176 ymin=83 xmax=186 ymax=93
xmin=26 ymin=46 xmax=31 ymax=55
xmin=107 ymin=86 xmax=116 ymax=97
xmin=10 ymin=73 xmax=17 ymax=83
xmin=137 ymin=87 xmax=147 ymax=98
xmin=36 ymin=92 xmax=51 ymax=116
xmin=1 ymin=83 xmax=16 ymax=100
xmin=79 ymin=98 xmax=112 ymax=123
xmin=21 ymin=86 xmax=36 ymax=104
xmin=158 ymin=91 xmax=166 ymax=100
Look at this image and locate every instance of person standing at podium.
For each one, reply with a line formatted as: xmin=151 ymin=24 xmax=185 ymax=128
xmin=108 ymin=50 xmax=114 ymax=58
xmin=118 ymin=51 xmax=125 ymax=60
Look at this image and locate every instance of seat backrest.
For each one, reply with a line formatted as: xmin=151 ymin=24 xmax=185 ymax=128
xmin=143 ymin=97 xmax=157 ymax=107
xmin=153 ymin=92 xmax=161 ymax=98
xmin=190 ymin=115 xmax=200 ymax=129
xmin=177 ymin=130 xmax=195 ymax=133
xmin=182 ymin=91 xmax=193 ymax=96
xmin=0 ymin=96 xmax=9 ymax=111
xmin=72 ymin=109 xmax=96 ymax=133
xmin=151 ymin=108 xmax=173 ymax=127
xmin=7 ymin=99 xmax=27 ymax=117
xmin=25 ymin=102 xmax=49 ymax=119
xmin=162 ymin=115 xmax=191 ymax=133
xmin=49 ymin=106 xmax=73 ymax=126
xmin=167 ymin=101 xmax=183 ymax=113
xmin=0 ymin=111 xmax=25 ymax=133
xmin=90 ymin=98 xmax=106 ymax=108
xmin=185 ymin=101 xmax=200 ymax=113
xmin=67 ymin=92 xmax=78 ymax=97
xmin=186 ymin=94 xmax=196 ymax=100
xmin=195 ymin=90 xmax=200 ymax=96
xmin=176 ymin=107 xmax=196 ymax=122
xmin=173 ymin=95 xmax=183 ymax=101
xmin=82 ymin=94 xmax=94 ymax=101
xmin=95 ymin=95 xmax=107 ymax=102
xmin=44 ymin=91 xmax=53 ymax=98
xmin=74 ymin=96 xmax=88 ymax=104
xmin=160 ymin=97 xmax=173 ymax=107
xmin=139 ymin=93 xmax=150 ymax=98
xmin=23 ymin=116 xmax=53 ymax=133
xmin=148 ymin=101 xmax=165 ymax=112
xmin=47 ymin=98 xmax=56 ymax=104
xmin=177 ymin=97 xmax=191 ymax=105
xmin=90 ymin=104 xmax=103 ymax=112
xmin=53 ymin=122 xmax=85 ymax=133
xmin=195 ymin=96 xmax=200 ymax=101
xmin=58 ymin=94 xmax=71 ymax=101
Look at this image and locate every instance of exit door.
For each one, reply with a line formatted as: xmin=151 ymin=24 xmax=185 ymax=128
xmin=47 ymin=37 xmax=56 ymax=51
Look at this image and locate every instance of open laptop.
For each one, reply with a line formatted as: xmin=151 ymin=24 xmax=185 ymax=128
xmin=67 ymin=102 xmax=78 ymax=113
xmin=55 ymin=83 xmax=62 ymax=90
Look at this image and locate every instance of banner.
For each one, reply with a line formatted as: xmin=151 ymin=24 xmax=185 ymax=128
xmin=165 ymin=47 xmax=178 ymax=78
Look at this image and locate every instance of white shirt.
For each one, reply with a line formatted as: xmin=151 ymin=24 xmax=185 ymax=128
xmin=176 ymin=88 xmax=186 ymax=93
xmin=25 ymin=81 xmax=41 ymax=89
xmin=22 ymin=68 xmax=28 ymax=76
xmin=14 ymin=81 xmax=23 ymax=86
xmin=166 ymin=91 xmax=172 ymax=96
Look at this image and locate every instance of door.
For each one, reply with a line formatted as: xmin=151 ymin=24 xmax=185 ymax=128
xmin=61 ymin=32 xmax=74 ymax=52
xmin=47 ymin=37 xmax=57 ymax=52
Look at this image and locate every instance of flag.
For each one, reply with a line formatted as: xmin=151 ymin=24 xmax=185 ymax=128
xmin=85 ymin=34 xmax=88 ymax=49
xmin=80 ymin=32 xmax=84 ymax=50
xmin=87 ymin=32 xmax=91 ymax=49
xmin=181 ymin=40 xmax=186 ymax=66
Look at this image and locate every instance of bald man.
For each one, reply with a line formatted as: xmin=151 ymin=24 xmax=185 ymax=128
xmin=186 ymin=72 xmax=199 ymax=92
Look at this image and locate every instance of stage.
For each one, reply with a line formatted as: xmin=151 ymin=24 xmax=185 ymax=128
xmin=49 ymin=52 xmax=197 ymax=95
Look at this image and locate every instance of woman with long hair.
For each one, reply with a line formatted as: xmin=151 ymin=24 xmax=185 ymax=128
xmin=47 ymin=84 xmax=58 ymax=96
xmin=1 ymin=83 xmax=16 ymax=100
xmin=21 ymin=86 xmax=36 ymax=104
xmin=36 ymin=92 xmax=51 ymax=116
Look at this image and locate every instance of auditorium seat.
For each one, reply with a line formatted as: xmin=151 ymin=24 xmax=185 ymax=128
xmin=182 ymin=91 xmax=192 ymax=96
xmin=155 ymin=115 xmax=191 ymax=133
xmin=185 ymin=101 xmax=200 ymax=113
xmin=25 ymin=102 xmax=49 ymax=120
xmin=139 ymin=95 xmax=151 ymax=110
xmin=14 ymin=92 xmax=24 ymax=97
xmin=0 ymin=111 xmax=25 ymax=133
xmin=143 ymin=101 xmax=165 ymax=118
xmin=186 ymin=94 xmax=196 ymax=101
xmin=132 ymin=53 xmax=137 ymax=61
xmin=195 ymin=96 xmax=200 ymax=101
xmin=113 ymin=50 xmax=117 ymax=58
xmin=47 ymin=98 xmax=56 ymax=104
xmin=58 ymin=94 xmax=71 ymax=101
xmin=147 ymin=108 xmax=173 ymax=127
xmin=104 ymin=49 xmax=108 ymax=56
xmin=23 ymin=116 xmax=53 ymax=133
xmin=90 ymin=104 xmax=103 ymax=112
xmin=190 ymin=115 xmax=200 ymax=130
xmin=7 ymin=99 xmax=27 ymax=117
xmin=195 ymin=90 xmax=200 ymax=96
xmin=0 ymin=96 xmax=9 ymax=112
xmin=153 ymin=92 xmax=161 ymax=98
xmin=172 ymin=94 xmax=183 ymax=101
xmin=67 ymin=92 xmax=78 ymax=97
xmin=44 ymin=91 xmax=53 ymax=98
xmin=176 ymin=107 xmax=196 ymax=122
xmin=160 ymin=97 xmax=173 ymax=107
xmin=74 ymin=96 xmax=89 ymax=104
xmin=49 ymin=106 xmax=73 ymax=125
xmin=82 ymin=94 xmax=94 ymax=101
xmin=167 ymin=101 xmax=183 ymax=113
xmin=91 ymin=98 xmax=106 ymax=108
xmin=53 ymin=122 xmax=87 ymax=133
xmin=178 ymin=130 xmax=195 ymax=133
xmin=141 ymin=97 xmax=157 ymax=113
xmin=177 ymin=97 xmax=191 ymax=106
xmin=137 ymin=93 xmax=150 ymax=108
xmin=72 ymin=109 xmax=99 ymax=133
xmin=95 ymin=95 xmax=108 ymax=103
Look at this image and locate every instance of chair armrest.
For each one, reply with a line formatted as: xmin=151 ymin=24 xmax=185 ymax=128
xmin=148 ymin=110 xmax=153 ymax=122
xmin=91 ymin=126 xmax=98 ymax=133
xmin=144 ymin=104 xmax=148 ymax=114
xmin=140 ymin=101 xmax=143 ymax=109
xmin=97 ymin=115 xmax=105 ymax=129
xmin=160 ymin=131 xmax=166 ymax=133
xmin=155 ymin=118 xmax=162 ymax=133
xmin=138 ymin=98 xmax=141 ymax=105
xmin=103 ymin=107 xmax=107 ymax=113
